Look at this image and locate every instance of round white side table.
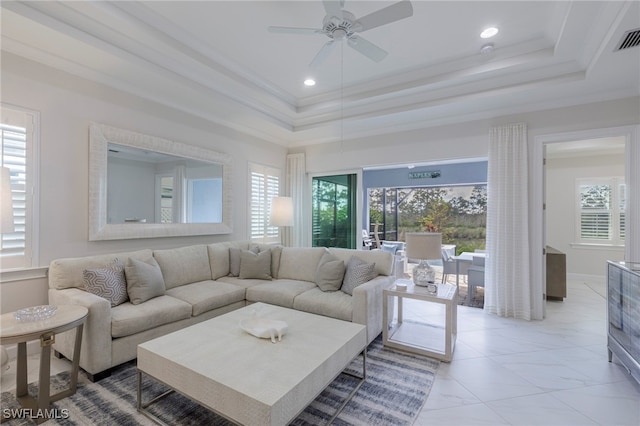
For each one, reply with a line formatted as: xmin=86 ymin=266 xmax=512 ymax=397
xmin=0 ymin=305 xmax=88 ymax=424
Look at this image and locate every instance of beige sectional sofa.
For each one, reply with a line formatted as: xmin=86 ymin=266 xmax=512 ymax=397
xmin=48 ymin=241 xmax=394 ymax=381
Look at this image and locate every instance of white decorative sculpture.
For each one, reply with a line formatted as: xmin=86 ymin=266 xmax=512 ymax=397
xmin=239 ymin=311 xmax=288 ymax=343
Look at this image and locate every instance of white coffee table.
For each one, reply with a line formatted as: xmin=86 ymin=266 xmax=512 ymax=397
xmin=137 ymin=303 xmax=367 ymax=426
xmin=383 ymin=279 xmax=457 ymax=361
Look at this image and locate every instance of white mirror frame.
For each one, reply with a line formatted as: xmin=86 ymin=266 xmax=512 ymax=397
xmin=89 ymin=123 xmax=232 ymax=240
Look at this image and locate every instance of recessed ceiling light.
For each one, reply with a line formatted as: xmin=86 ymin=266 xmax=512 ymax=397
xmin=303 ymin=78 xmax=316 ymax=87
xmin=480 ymin=27 xmax=499 ymax=39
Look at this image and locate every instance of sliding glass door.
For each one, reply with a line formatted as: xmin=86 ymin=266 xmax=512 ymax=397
xmin=312 ymin=174 xmax=357 ymax=249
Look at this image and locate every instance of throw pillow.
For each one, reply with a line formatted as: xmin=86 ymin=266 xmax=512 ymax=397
xmin=229 ymin=245 xmax=258 ymax=277
xmin=239 ymin=249 xmax=272 ymax=280
xmin=83 ymin=258 xmax=128 ymax=307
xmin=125 ymin=257 xmax=165 ymax=304
xmin=315 ymin=252 xmax=345 ymax=292
xmin=341 ymin=256 xmax=377 ymax=296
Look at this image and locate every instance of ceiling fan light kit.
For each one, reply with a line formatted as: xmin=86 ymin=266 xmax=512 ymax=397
xmin=268 ymin=0 xmax=414 ymax=67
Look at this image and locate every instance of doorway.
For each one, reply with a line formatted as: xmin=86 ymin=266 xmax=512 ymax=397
xmin=311 ymin=174 xmax=357 ymax=248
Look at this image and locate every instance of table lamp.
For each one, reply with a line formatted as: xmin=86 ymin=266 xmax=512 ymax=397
xmin=269 ymin=196 xmax=293 ymax=245
xmin=405 ymin=232 xmax=442 ymax=294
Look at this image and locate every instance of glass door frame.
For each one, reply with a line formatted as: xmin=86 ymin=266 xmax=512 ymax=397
xmin=307 ymin=169 xmax=363 ymax=249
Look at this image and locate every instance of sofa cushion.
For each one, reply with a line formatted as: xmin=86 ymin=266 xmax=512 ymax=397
xmin=153 ymin=245 xmax=212 ymax=289
xmin=293 ymin=287 xmax=353 ymax=322
xmin=82 ymin=259 xmax=128 ymax=307
xmin=165 ymin=280 xmax=245 ymax=317
xmin=125 ymin=257 xmax=166 ymax=304
xmin=277 ymin=247 xmax=326 ymax=282
xmin=49 ymin=249 xmax=154 ymax=290
xmin=245 ymin=279 xmax=316 ymax=308
xmin=216 ymin=276 xmax=267 ymax=290
xmin=239 ymin=249 xmax=272 ymax=280
xmin=110 ymin=295 xmax=192 ymax=338
xmin=341 ymin=256 xmax=377 ymax=296
xmin=315 ymin=252 xmax=345 ymax=292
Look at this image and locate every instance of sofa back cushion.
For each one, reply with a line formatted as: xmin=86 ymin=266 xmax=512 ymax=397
xmin=207 ymin=241 xmax=250 ymax=279
xmin=153 ymin=245 xmax=211 ymax=290
xmin=328 ymin=248 xmax=393 ymax=277
xmin=49 ymin=249 xmax=153 ymax=290
xmin=277 ymin=247 xmax=326 ymax=282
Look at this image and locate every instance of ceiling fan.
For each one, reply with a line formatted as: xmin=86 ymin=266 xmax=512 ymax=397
xmin=268 ymin=0 xmax=413 ymax=68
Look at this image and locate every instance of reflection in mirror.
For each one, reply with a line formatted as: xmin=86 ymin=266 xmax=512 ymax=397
xmin=89 ymin=123 xmax=232 ymax=241
xmin=107 ymin=143 xmax=224 ymax=224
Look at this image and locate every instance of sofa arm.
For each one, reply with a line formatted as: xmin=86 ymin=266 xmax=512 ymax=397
xmin=48 ymin=288 xmax=112 ymax=376
xmin=352 ymin=275 xmax=394 ymax=344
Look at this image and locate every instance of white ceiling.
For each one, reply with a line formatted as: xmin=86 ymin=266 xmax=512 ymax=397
xmin=2 ymin=1 xmax=639 ymax=147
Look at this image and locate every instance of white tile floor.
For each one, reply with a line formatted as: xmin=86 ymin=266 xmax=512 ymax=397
xmin=413 ymin=278 xmax=640 ymax=426
xmin=2 ymin=278 xmax=639 ymax=425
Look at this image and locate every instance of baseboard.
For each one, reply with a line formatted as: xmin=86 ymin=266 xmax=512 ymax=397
xmin=567 ymin=273 xmax=605 ymax=285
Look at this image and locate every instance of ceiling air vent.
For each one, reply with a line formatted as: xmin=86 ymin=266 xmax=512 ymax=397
xmin=615 ymin=28 xmax=640 ymax=51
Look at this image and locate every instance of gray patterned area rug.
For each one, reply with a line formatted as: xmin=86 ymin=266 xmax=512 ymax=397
xmin=1 ymin=336 xmax=438 ymax=426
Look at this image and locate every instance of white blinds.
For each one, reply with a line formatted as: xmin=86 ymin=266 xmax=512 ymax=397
xmin=1 ymin=116 xmax=31 ymax=268
xmin=250 ymin=164 xmax=280 ymax=242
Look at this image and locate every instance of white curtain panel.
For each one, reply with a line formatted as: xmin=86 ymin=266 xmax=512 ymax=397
xmin=284 ymin=153 xmax=306 ymax=247
xmin=172 ymin=165 xmax=186 ymax=223
xmin=485 ymin=123 xmax=541 ymax=320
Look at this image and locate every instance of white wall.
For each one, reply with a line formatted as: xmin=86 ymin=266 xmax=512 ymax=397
xmin=546 ymin=154 xmax=625 ymax=276
xmin=0 ymin=54 xmax=287 ymax=313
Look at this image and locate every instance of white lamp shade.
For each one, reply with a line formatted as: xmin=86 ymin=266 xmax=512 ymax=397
xmin=405 ymin=232 xmax=442 ymax=261
xmin=1 ymin=167 xmax=15 ymax=234
xmin=269 ymin=196 xmax=293 ymax=227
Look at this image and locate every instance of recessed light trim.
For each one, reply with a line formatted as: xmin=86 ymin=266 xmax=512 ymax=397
xmin=303 ymin=78 xmax=316 ymax=87
xmin=480 ymin=27 xmax=499 ymax=39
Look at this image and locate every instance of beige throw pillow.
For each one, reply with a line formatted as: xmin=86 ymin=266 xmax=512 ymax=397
xmin=315 ymin=252 xmax=345 ymax=292
xmin=229 ymin=245 xmax=258 ymax=277
xmin=125 ymin=257 xmax=165 ymax=304
xmin=341 ymin=256 xmax=377 ymax=296
xmin=239 ymin=249 xmax=272 ymax=280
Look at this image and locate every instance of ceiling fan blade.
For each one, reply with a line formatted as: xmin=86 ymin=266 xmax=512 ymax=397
xmin=268 ymin=26 xmax=324 ymax=35
xmin=347 ymin=36 xmax=388 ymax=62
xmin=309 ymin=40 xmax=337 ymax=68
xmin=355 ymin=0 xmax=413 ymax=32
xmin=323 ymin=0 xmax=345 ymax=19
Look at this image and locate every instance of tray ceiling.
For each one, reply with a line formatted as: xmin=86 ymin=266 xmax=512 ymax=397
xmin=1 ymin=1 xmax=639 ymax=146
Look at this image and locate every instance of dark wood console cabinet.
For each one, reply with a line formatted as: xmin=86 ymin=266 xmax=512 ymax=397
xmin=546 ymin=246 xmax=566 ymax=300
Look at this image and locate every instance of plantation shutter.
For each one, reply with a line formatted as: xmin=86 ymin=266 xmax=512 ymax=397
xmin=1 ymin=108 xmax=34 ymax=269
xmin=579 ymin=183 xmax=611 ymax=240
xmin=577 ymin=178 xmax=625 ymax=245
xmin=249 ymin=164 xmax=280 ymax=242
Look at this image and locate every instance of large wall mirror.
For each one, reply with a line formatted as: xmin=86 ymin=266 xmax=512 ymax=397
xmin=89 ymin=123 xmax=232 ymax=240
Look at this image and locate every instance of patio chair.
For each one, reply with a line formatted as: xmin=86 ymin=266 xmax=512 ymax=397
xmin=362 ymin=229 xmax=373 ymax=249
xmin=467 ymin=255 xmax=486 ymax=304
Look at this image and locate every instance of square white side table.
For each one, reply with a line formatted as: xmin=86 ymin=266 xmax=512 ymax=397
xmin=383 ymin=279 xmax=458 ymax=362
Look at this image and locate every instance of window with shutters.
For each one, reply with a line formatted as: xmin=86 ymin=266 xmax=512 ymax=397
xmin=249 ymin=163 xmax=280 ymax=243
xmin=576 ymin=177 xmax=625 ymax=245
xmin=1 ymin=106 xmax=38 ymax=270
